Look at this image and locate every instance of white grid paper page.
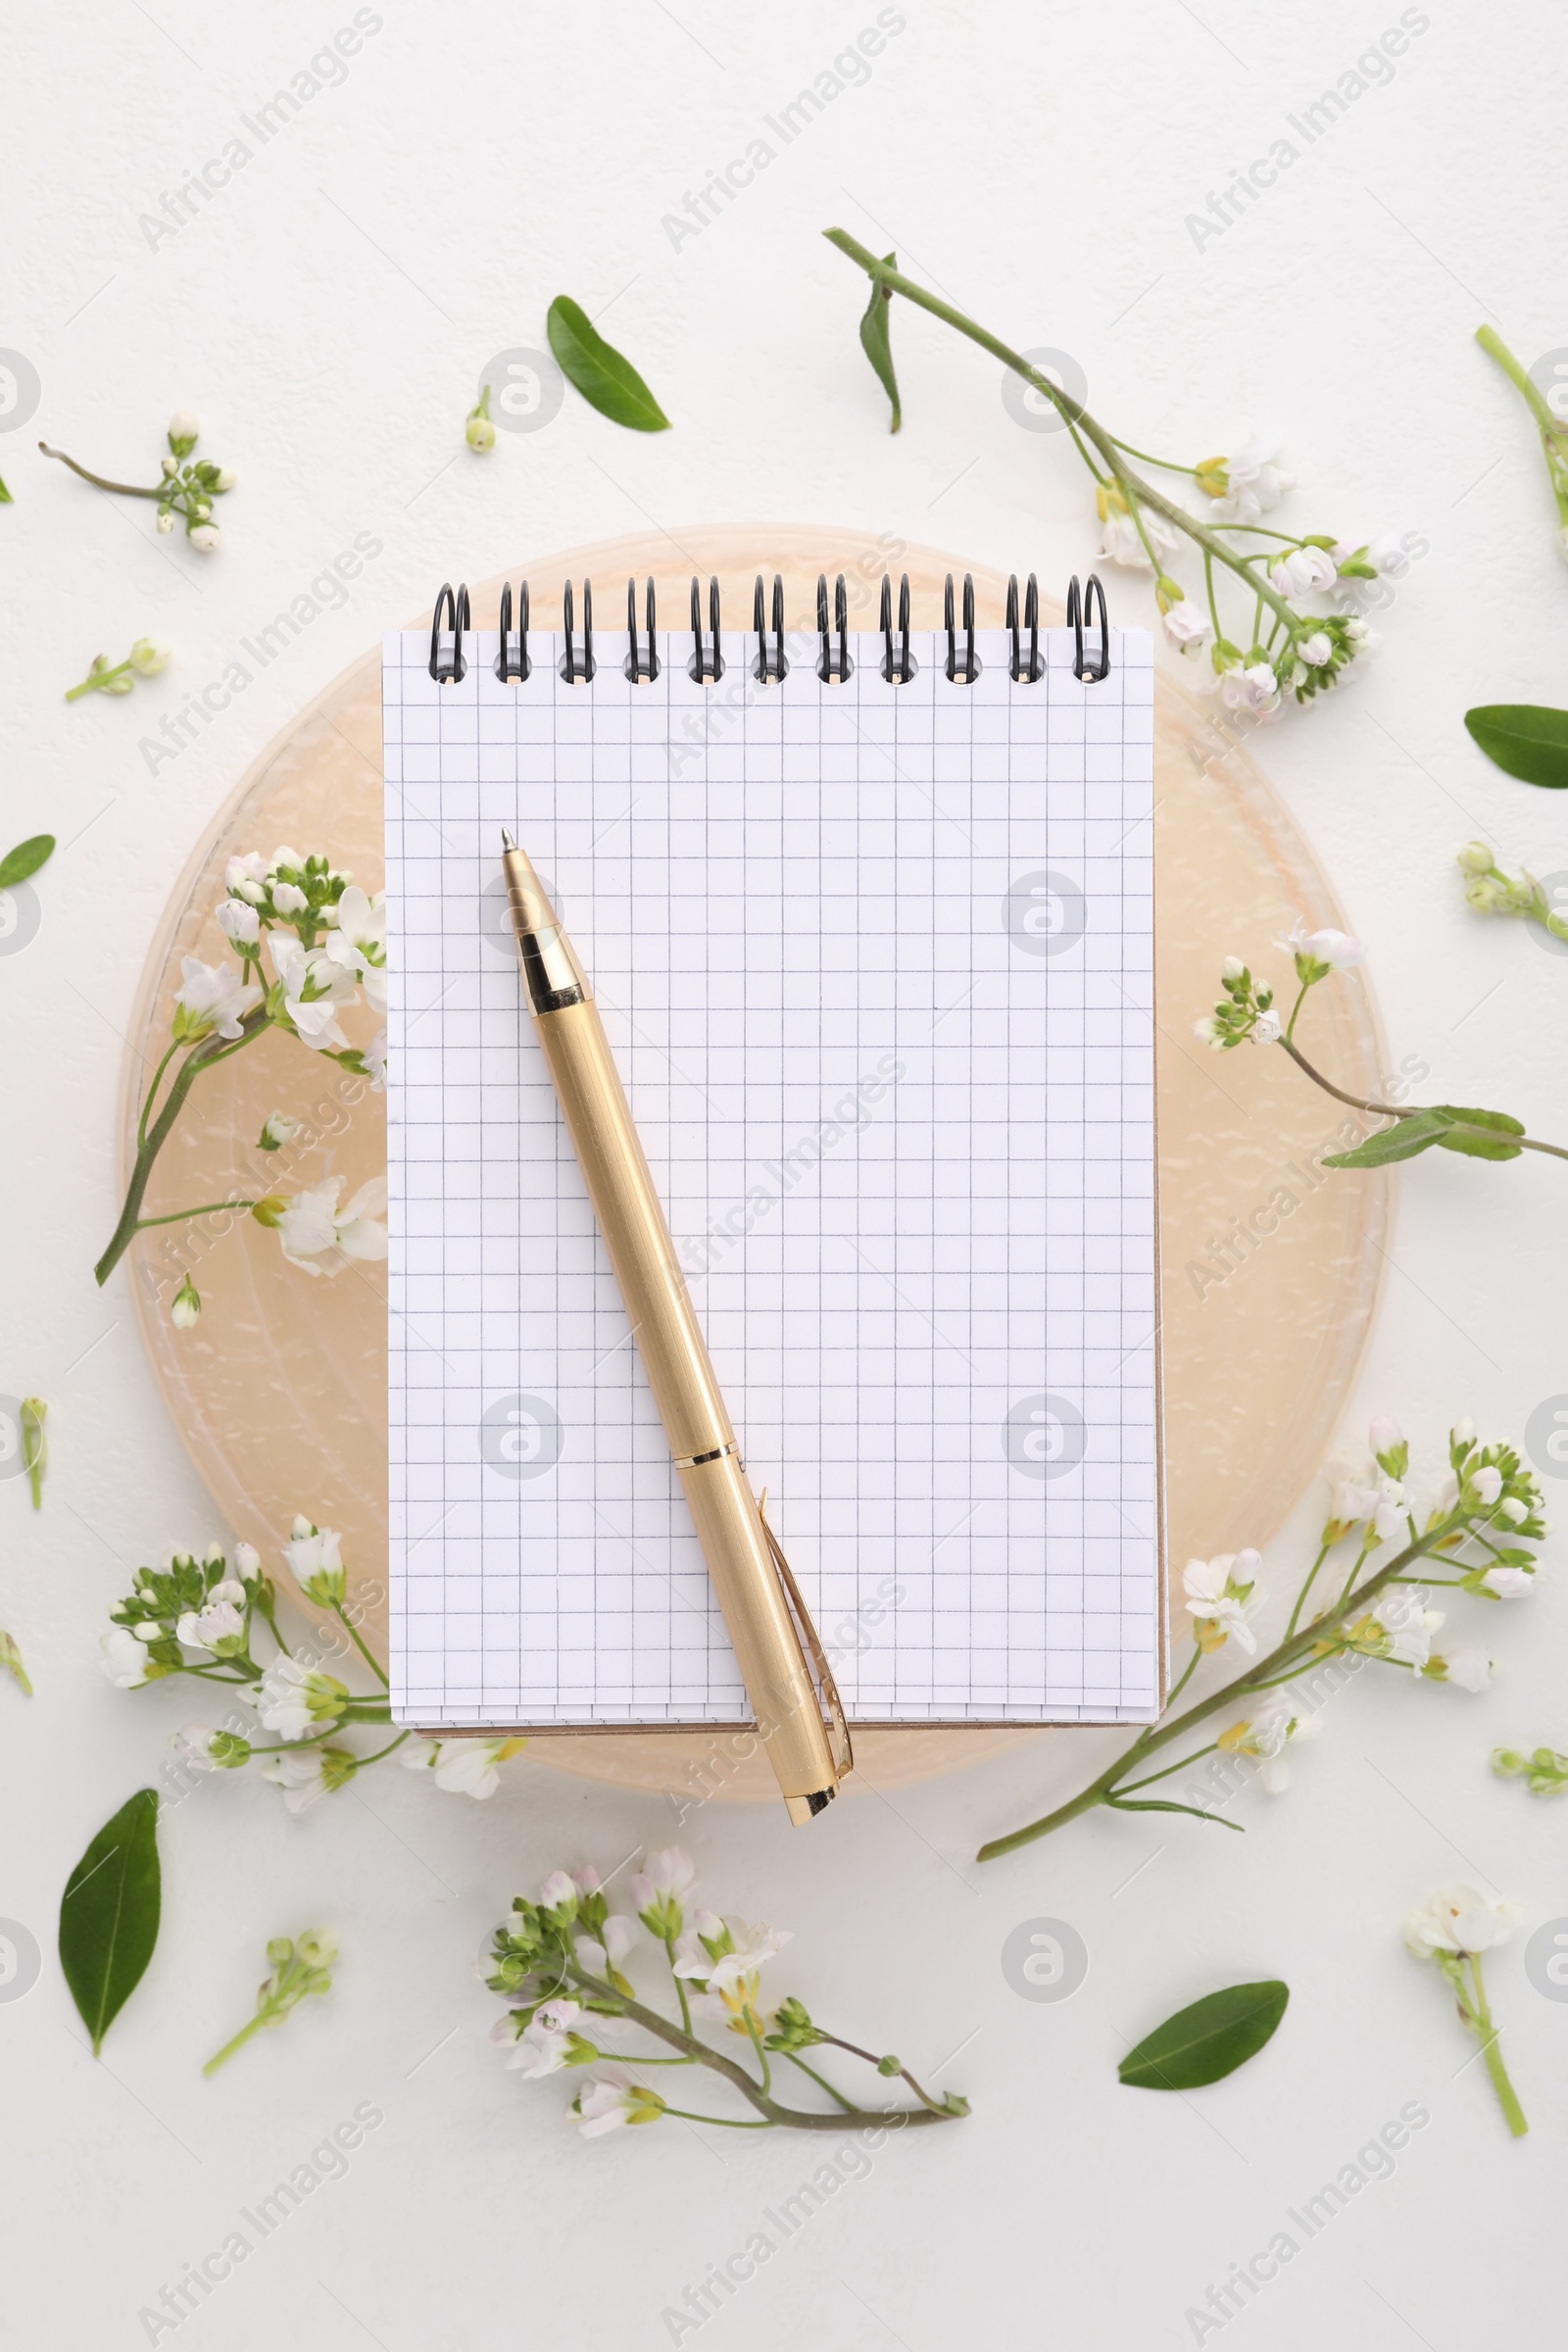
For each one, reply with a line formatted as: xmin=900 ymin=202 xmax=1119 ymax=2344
xmin=384 ymin=623 xmax=1159 ymax=1728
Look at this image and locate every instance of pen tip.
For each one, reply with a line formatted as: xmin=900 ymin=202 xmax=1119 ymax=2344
xmin=500 ymin=826 xmax=516 ymax=852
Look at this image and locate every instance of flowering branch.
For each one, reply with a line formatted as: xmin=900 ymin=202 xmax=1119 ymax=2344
xmin=1476 ymin=326 xmax=1568 ymax=563
xmin=1405 ymin=1886 xmax=1529 ymax=2136
xmin=93 ymin=847 xmax=387 ymax=1318
xmin=978 ymin=1422 xmax=1544 ymax=1861
xmin=823 ymin=229 xmax=1388 ymax=711
xmin=204 ymin=1930 xmax=337 ymax=2075
xmin=40 ymin=412 xmax=233 ymax=551
xmin=1196 ymin=927 xmax=1568 ymax=1169
xmin=485 ymin=1852 xmax=968 ymax=2137
xmin=101 ymin=1516 xmax=526 ymax=1814
xmin=1456 ymin=839 xmax=1568 ymax=942
xmin=65 ymin=638 xmax=171 ymax=704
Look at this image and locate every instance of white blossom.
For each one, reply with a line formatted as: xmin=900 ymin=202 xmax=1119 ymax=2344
xmin=270 ymin=1175 xmax=388 ymax=1278
xmin=101 ymin=1625 xmax=151 ymax=1689
xmin=226 ymin=853 xmax=269 ymax=905
xmin=255 ymin=1655 xmax=348 ymax=1738
xmin=575 ymin=2069 xmax=662 ymax=2136
xmin=1403 ymin=1883 xmax=1524 ymax=1959
xmin=1298 ymin=630 xmax=1335 ymax=668
xmin=323 ymin=885 xmax=388 ymax=1013
xmin=173 ymin=956 xmax=261 ymax=1043
xmin=260 ymin=1746 xmax=339 ymax=1814
xmin=1181 ymin=1550 xmax=1262 ymax=1653
xmin=1275 ymin=917 xmax=1367 ymax=970
xmin=1219 ymin=1689 xmax=1321 ymax=1793
xmin=1160 ymin=598 xmax=1211 ymax=655
xmin=1220 ymin=662 xmax=1281 ymax=717
xmin=1200 ymin=434 xmax=1295 ymax=524
xmin=173 ymin=1597 xmax=244 ymax=1653
xmin=270 ymin=937 xmax=358 ymax=1050
xmin=1482 ymin=1566 xmax=1536 ymax=1598
xmin=217 ymin=898 xmax=260 ymax=947
xmin=188 ymin=524 xmax=220 ymax=553
xmin=400 ymin=1734 xmax=525 ymax=1798
xmin=1268 ymin=546 xmax=1338 ymax=596
xmin=1099 ymin=507 xmax=1179 ymax=571
xmin=1435 ymin=1645 xmax=1494 ymax=1692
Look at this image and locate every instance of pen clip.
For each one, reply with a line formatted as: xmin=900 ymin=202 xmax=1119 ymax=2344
xmin=757 ymin=1493 xmax=854 ymax=1781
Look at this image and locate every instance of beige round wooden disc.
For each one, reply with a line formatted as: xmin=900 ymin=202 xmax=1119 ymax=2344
xmin=118 ymin=526 xmax=1387 ymax=1797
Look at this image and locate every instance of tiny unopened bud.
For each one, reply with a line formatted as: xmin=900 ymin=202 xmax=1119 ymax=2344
xmin=1457 ymin=841 xmax=1494 ymax=875
xmin=188 ymin=523 xmax=220 ymax=553
xmin=130 ymin=637 xmax=171 ymax=676
xmin=167 ymin=410 xmax=200 ymax=455
xmin=258 ymin=1112 xmax=302 ymax=1152
xmin=1221 ymin=956 xmax=1246 ymax=982
xmin=171 ymin=1276 xmax=201 ymax=1329
xmin=156 ymin=510 xmax=174 ymax=533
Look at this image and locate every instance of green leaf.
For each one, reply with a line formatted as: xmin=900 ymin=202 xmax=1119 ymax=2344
xmin=1431 ymin=1103 xmax=1526 ymax=1161
xmin=1322 ymin=1109 xmax=1453 ymax=1170
xmin=1118 ymin=1980 xmax=1289 ymax=2091
xmin=858 ymin=251 xmax=902 ymax=432
xmin=1105 ymin=1796 xmax=1244 ymax=1830
xmin=1464 ymin=705 xmax=1568 ymax=790
xmin=0 ymin=834 xmax=55 ymax=891
xmin=546 ymin=296 xmax=670 ymax=432
xmin=59 ymin=1788 xmax=162 ymax=2054
xmin=0 ymin=471 xmax=12 ymax=504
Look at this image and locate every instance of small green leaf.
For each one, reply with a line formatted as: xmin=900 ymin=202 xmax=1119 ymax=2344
xmin=1323 ymin=1109 xmax=1453 ymax=1170
xmin=1106 ymin=1797 xmax=1244 ymax=1830
xmin=0 ymin=472 xmax=12 ymax=504
xmin=1464 ymin=705 xmax=1568 ymax=790
xmin=858 ymin=251 xmax=902 ymax=432
xmin=546 ymin=296 xmax=670 ymax=432
xmin=1431 ymin=1103 xmax=1526 ymax=1161
xmin=0 ymin=834 xmax=55 ymax=891
xmin=1118 ymin=1980 xmax=1289 ymax=2091
xmin=59 ymin=1788 xmax=162 ymax=2054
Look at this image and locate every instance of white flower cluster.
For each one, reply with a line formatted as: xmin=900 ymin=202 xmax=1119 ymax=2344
xmin=1094 ymin=430 xmax=1388 ymax=711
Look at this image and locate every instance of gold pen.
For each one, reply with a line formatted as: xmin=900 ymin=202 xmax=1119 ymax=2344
xmin=499 ymin=828 xmax=851 ymax=1824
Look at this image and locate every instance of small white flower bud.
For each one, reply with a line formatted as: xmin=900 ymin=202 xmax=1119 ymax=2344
xmin=1220 ymin=956 xmax=1246 ymax=982
xmin=188 ymin=523 xmax=220 ymax=553
xmin=466 ymin=413 xmax=497 ymax=452
xmin=215 ymin=467 xmax=236 ymax=490
xmin=129 ymin=637 xmax=171 ymax=676
xmin=161 ymin=455 xmax=179 ymax=478
xmin=1457 ymin=841 xmax=1494 ymax=874
xmin=171 ymin=1277 xmax=201 ymax=1329
xmin=167 ymin=410 xmax=200 ymax=449
xmin=156 ymin=511 xmax=174 ymax=532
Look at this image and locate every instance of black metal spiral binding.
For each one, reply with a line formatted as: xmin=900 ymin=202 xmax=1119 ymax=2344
xmin=1006 ymin=573 xmax=1043 ymax=683
xmin=816 ymin=573 xmax=852 ymax=684
xmin=1066 ymin=572 xmax=1110 ymax=683
xmin=429 ymin=582 xmax=470 ymax=682
xmin=944 ymin=572 xmax=980 ymax=684
xmin=879 ymin=573 xmax=914 ymax=684
xmin=495 ymin=582 xmax=531 ymax=683
xmin=625 ymin=576 xmax=660 ymax=684
xmin=752 ymin=573 xmax=788 ymax=684
xmin=560 ymin=578 xmax=596 ymax=685
xmin=689 ymin=575 xmax=723 ymax=683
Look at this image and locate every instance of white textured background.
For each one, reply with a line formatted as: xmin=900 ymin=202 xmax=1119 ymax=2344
xmin=4 ymin=3 xmax=1567 ymax=2346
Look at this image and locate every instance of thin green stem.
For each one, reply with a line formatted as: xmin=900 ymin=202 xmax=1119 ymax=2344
xmin=1114 ymin=1742 xmax=1220 ymax=1795
xmin=1285 ymin=1542 xmax=1333 ymax=1640
xmin=1107 ymin=438 xmax=1199 ymax=475
xmin=132 ymin=1199 xmax=257 ymax=1232
xmin=346 ymin=1731 xmax=410 ymax=1768
xmin=39 ymin=443 xmax=165 ymax=500
xmin=203 ymin=2008 xmax=271 ymax=2076
xmin=1163 ymin=1642 xmax=1203 ymax=1710
xmin=65 ymin=660 xmax=133 ymax=703
xmin=782 ymin=2051 xmax=858 ymax=2111
xmin=1468 ymin=1953 xmax=1529 ymax=2137
xmin=137 ymin=1039 xmax=182 ymax=1148
xmin=332 ymin=1601 xmax=389 ymax=1687
xmin=744 ymin=2011 xmax=772 ymax=2097
xmin=813 ymin=2033 xmax=952 ymax=2116
xmin=659 ymin=2106 xmax=776 ymax=2129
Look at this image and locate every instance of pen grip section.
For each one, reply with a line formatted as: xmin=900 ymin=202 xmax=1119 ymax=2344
xmin=534 ymin=1001 xmax=733 ymax=1463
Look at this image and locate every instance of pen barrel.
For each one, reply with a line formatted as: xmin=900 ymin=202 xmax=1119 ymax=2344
xmin=534 ymin=1001 xmax=732 ymax=1460
xmin=534 ymin=1002 xmax=837 ymax=1800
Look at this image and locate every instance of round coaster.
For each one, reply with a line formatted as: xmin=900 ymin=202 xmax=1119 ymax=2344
xmin=116 ymin=525 xmax=1388 ymax=1797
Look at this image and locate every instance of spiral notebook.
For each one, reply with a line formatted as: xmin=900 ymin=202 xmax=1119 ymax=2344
xmin=383 ymin=573 xmax=1161 ymax=1733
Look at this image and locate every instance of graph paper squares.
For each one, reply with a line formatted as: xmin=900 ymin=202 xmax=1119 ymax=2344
xmin=384 ymin=624 xmax=1159 ymax=1728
